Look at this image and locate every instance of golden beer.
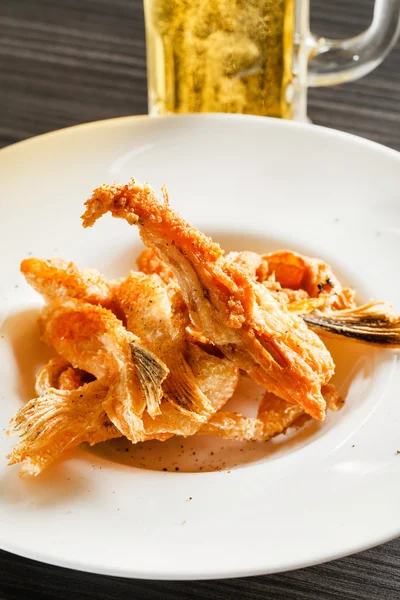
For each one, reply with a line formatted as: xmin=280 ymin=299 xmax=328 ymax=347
xmin=144 ymin=0 xmax=295 ymax=119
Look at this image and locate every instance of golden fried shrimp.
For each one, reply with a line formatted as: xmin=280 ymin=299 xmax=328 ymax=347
xmin=39 ymin=299 xmax=168 ymax=440
xmin=267 ymin=284 xmax=310 ymax=305
xmin=82 ymin=179 xmax=334 ymax=420
xmin=257 ymin=250 xmax=355 ymax=310
xmin=136 ymin=248 xmax=176 ymax=286
xmin=35 ymin=358 xmax=93 ymax=395
xmin=21 ymin=258 xmax=114 ymax=308
xmin=136 ymin=251 xmax=220 ymax=349
xmin=7 ymin=380 xmax=116 ymax=476
xmin=198 ymin=396 xmax=302 ymax=441
xmin=34 ymin=357 xmax=71 ymax=396
xmin=226 ymin=251 xmax=312 ymax=305
xmin=225 ymin=251 xmax=263 ymax=280
xmin=226 ymin=251 xmax=400 ymax=346
xmin=135 ymin=239 xmax=400 ymax=346
xmin=226 ymin=249 xmax=353 ymax=310
xmin=199 ymin=383 xmax=342 ymax=441
xmin=58 ymin=366 xmax=94 ymax=391
xmin=114 ymin=271 xmax=214 ymax=420
xmin=141 ymin=343 xmax=238 ymax=438
xmin=8 ymin=344 xmax=238 ymax=475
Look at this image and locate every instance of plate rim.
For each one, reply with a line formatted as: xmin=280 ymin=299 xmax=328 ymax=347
xmin=1 ymin=112 xmax=399 ymax=164
xmin=1 ymin=525 xmax=400 ymax=581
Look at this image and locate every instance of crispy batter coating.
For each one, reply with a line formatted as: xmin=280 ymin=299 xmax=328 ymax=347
xmin=21 ymin=258 xmax=114 ymax=308
xmin=8 ymin=343 xmax=238 ymax=475
xmin=229 ymin=250 xmax=355 ymax=310
xmin=145 ymin=250 xmax=400 ymax=347
xmin=58 ymin=366 xmax=94 ymax=390
xmin=142 ymin=344 xmax=238 ymax=437
xmin=199 ymin=383 xmax=342 ymax=441
xmin=34 ymin=357 xmax=71 ymax=395
xmin=143 ymin=249 xmax=400 ymax=347
xmin=39 ymin=299 xmax=168 ymax=439
xmin=82 ymin=179 xmax=334 ymax=420
xmin=259 ymin=251 xmax=341 ymax=296
xmin=114 ymin=271 xmax=215 ymax=420
xmin=7 ymin=379 xmax=114 ymax=475
xmin=137 ymin=248 xmax=176 ymax=286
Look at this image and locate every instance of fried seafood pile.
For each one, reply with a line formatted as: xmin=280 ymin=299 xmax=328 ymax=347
xmin=8 ymin=179 xmax=400 ymax=475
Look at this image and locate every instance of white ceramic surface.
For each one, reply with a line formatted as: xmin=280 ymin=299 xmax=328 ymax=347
xmin=0 ymin=114 xmax=399 ymax=580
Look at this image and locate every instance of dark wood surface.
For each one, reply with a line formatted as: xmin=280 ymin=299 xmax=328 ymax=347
xmin=1 ymin=1 xmax=399 ymax=598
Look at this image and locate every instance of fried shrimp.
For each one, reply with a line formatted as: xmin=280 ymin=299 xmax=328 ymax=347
xmin=82 ymin=179 xmax=334 ymax=420
xmin=39 ymin=299 xmax=168 ymax=440
xmin=114 ymin=271 xmax=215 ymax=420
xmin=214 ymin=251 xmax=400 ymax=347
xmin=8 ymin=343 xmax=238 ymax=475
xmin=137 ymin=248 xmax=176 ymax=286
xmin=9 ymin=176 xmax=397 ymax=477
xmin=7 ymin=380 xmax=113 ymax=476
xmin=227 ymin=250 xmax=354 ymax=309
xmin=141 ymin=343 xmax=238 ymax=438
xmin=21 ymin=258 xmax=114 ymax=308
xmin=199 ymin=383 xmax=342 ymax=441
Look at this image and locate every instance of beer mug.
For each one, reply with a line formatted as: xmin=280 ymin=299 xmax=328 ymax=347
xmin=144 ymin=0 xmax=400 ymax=120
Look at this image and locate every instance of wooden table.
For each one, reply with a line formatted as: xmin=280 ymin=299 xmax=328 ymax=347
xmin=1 ymin=1 xmax=399 ymax=598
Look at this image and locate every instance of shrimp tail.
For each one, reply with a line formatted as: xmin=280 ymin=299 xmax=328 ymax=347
xmin=302 ymin=301 xmax=400 ymax=347
xmin=7 ymin=381 xmax=110 ymax=476
xmin=129 ymin=340 xmax=169 ymax=417
xmin=162 ymin=354 xmax=214 ymax=422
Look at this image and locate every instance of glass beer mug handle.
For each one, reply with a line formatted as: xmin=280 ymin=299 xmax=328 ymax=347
xmin=308 ymin=0 xmax=400 ymax=86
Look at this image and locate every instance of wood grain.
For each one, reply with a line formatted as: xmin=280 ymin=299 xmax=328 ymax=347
xmin=1 ymin=0 xmax=400 ymax=598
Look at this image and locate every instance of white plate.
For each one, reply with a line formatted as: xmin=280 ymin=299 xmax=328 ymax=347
xmin=0 ymin=114 xmax=399 ymax=580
